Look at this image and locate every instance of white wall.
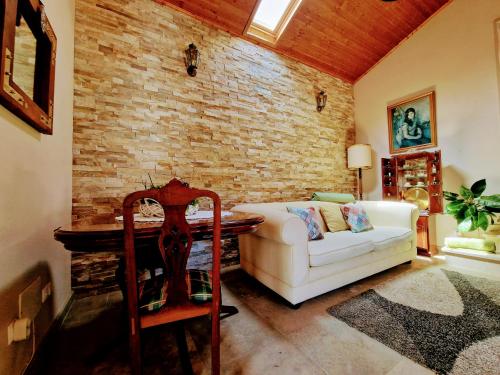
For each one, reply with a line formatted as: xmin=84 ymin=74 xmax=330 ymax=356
xmin=354 ymin=0 xmax=500 ymax=247
xmin=0 ymin=0 xmax=74 ymax=316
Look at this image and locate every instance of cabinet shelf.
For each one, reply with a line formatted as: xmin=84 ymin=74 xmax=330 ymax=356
xmin=381 ymin=150 xmax=442 ymax=214
xmin=401 ymin=167 xmax=427 ymax=171
xmin=403 ymin=175 xmax=427 ymax=179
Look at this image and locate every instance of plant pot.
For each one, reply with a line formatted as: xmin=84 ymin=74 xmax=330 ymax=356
xmin=456 ymin=230 xmax=483 ymax=239
xmin=486 ymin=223 xmax=500 ymax=235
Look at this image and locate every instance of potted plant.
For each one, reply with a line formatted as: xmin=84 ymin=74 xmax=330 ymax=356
xmin=443 ymin=179 xmax=500 ymax=234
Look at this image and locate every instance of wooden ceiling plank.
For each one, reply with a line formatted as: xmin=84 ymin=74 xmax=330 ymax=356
xmin=285 ymin=2 xmax=395 ymax=52
xmin=154 ymin=0 xmax=450 ymax=81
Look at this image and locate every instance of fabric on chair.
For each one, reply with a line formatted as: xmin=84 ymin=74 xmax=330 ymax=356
xmin=187 ymin=269 xmax=213 ymax=302
xmin=138 ymin=268 xmax=213 ymax=312
xmin=286 ymin=206 xmax=324 ymax=240
xmin=138 ymin=267 xmax=168 ymax=312
xmin=320 ymin=204 xmax=349 ymax=232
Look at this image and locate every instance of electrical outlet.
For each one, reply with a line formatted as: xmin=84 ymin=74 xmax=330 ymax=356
xmin=41 ymin=282 xmax=52 ymax=303
xmin=7 ymin=319 xmax=31 ymax=345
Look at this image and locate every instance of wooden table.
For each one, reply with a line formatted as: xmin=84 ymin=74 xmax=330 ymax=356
xmin=54 ymin=211 xmax=265 ymax=318
xmin=54 ymin=211 xmax=264 ymax=253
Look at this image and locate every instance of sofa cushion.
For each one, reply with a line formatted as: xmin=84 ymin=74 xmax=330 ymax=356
xmin=320 ymin=204 xmax=349 ymax=232
xmin=352 ymin=226 xmax=413 ymax=251
xmin=308 ymin=231 xmax=375 ymax=267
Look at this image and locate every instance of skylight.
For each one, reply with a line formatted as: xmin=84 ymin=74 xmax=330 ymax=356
xmin=246 ymin=0 xmax=302 ymax=45
xmin=253 ymin=0 xmax=292 ymax=31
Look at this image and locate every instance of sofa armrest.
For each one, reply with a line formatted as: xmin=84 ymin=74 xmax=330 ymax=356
xmin=231 ymin=205 xmax=307 ymax=245
xmin=359 ymin=201 xmax=419 ymax=230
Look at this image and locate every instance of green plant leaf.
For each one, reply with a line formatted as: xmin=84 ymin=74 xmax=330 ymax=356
xmin=466 ymin=204 xmax=477 ymax=217
xmin=457 ymin=217 xmax=473 ymax=232
xmin=477 ymin=211 xmax=489 ymax=231
xmin=445 ymin=200 xmax=464 ymax=215
xmin=480 ymin=194 xmax=500 ymax=208
xmin=470 ymin=179 xmax=486 ymax=197
xmin=455 ymin=205 xmax=468 ymax=223
xmin=459 ymin=185 xmax=473 ymax=199
xmin=443 ymin=191 xmax=459 ymax=201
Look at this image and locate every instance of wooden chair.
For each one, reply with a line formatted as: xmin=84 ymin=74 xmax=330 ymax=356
xmin=123 ymin=178 xmax=221 ymax=374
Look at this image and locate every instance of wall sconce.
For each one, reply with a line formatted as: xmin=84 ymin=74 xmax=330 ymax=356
xmin=184 ymin=43 xmax=200 ymax=77
xmin=316 ymin=90 xmax=327 ymax=112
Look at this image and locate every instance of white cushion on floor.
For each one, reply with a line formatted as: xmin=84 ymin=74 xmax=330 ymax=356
xmin=308 ymin=231 xmax=374 ymax=267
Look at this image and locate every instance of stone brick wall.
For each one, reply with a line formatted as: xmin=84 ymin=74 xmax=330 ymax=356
xmin=72 ymin=0 xmax=356 ymax=296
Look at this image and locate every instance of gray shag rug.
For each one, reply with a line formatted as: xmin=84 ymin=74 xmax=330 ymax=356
xmin=327 ymin=268 xmax=500 ymax=375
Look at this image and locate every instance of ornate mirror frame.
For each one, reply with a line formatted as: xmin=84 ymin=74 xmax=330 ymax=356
xmin=0 ymin=0 xmax=57 ymax=134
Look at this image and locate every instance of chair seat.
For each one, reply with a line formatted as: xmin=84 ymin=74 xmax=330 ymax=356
xmin=138 ymin=268 xmax=213 ymax=313
xmin=140 ymin=302 xmax=212 ymax=329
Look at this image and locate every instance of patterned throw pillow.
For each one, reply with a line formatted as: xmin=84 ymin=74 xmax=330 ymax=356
xmin=340 ymin=203 xmax=373 ymax=233
xmin=320 ymin=204 xmax=349 ymax=232
xmin=287 ymin=206 xmax=324 ymax=241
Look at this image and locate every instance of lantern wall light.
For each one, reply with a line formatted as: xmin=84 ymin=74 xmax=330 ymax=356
xmin=184 ymin=43 xmax=200 ymax=77
xmin=316 ymin=90 xmax=327 ymax=112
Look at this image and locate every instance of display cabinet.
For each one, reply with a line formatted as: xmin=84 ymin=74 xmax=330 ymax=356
xmin=381 ymin=150 xmax=442 ymax=256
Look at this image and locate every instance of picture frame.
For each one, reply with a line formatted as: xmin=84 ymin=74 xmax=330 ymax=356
xmin=0 ymin=0 xmax=57 ymax=134
xmin=387 ymin=91 xmax=437 ymax=154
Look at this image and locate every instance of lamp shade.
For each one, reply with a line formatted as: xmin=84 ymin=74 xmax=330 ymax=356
xmin=347 ymin=144 xmax=372 ymax=170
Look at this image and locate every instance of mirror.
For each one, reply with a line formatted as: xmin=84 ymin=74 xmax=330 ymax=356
xmin=0 ymin=0 xmax=57 ymax=134
xmin=13 ymin=15 xmax=37 ymax=100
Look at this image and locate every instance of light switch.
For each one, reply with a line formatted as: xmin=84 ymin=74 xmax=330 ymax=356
xmin=19 ymin=277 xmax=41 ymax=321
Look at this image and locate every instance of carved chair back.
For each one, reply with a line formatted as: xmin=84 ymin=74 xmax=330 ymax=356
xmin=122 ymin=178 xmax=221 ymax=374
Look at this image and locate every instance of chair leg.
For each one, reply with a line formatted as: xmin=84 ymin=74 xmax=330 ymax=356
xmin=175 ymin=322 xmax=193 ymax=375
xmin=130 ymin=329 xmax=142 ymax=375
xmin=211 ymin=308 xmax=220 ymax=375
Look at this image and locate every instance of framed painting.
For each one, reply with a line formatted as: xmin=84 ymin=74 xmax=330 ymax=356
xmin=387 ymin=91 xmax=436 ymax=154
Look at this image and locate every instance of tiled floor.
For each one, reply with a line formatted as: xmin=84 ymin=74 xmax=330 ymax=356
xmin=39 ymin=258 xmax=443 ymax=374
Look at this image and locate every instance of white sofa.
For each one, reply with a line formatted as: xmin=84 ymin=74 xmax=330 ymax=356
xmin=231 ymin=200 xmax=419 ymax=306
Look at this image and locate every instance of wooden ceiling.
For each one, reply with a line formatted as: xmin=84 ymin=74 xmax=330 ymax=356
xmin=155 ymin=0 xmax=450 ymax=82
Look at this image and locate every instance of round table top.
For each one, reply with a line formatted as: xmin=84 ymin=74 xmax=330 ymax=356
xmin=54 ymin=211 xmax=264 ymax=253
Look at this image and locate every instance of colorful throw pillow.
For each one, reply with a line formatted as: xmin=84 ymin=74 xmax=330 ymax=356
xmin=287 ymin=206 xmax=324 ymax=241
xmin=320 ymin=205 xmax=349 ymax=232
xmin=340 ymin=203 xmax=373 ymax=233
xmin=137 ymin=268 xmax=212 ymax=312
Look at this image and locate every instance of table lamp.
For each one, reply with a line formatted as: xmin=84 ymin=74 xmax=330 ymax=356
xmin=348 ymin=144 xmax=372 ymax=200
